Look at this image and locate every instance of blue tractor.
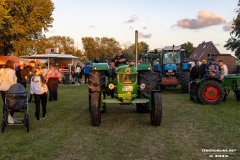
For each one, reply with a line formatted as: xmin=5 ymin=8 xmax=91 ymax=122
xmin=152 ymin=45 xmax=191 ymax=93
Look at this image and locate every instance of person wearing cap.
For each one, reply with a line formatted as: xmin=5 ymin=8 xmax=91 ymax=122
xmin=218 ymin=60 xmax=228 ymax=80
xmin=199 ymin=59 xmax=207 ymax=78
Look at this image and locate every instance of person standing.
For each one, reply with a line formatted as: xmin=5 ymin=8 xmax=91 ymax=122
xmin=190 ymin=60 xmax=200 ymax=81
xmin=45 ymin=65 xmax=61 ymax=101
xmin=0 ymin=60 xmax=17 ymax=123
xmin=30 ymin=66 xmax=48 ymax=120
xmin=16 ymin=62 xmax=28 ymax=88
xmin=83 ymin=62 xmax=91 ymax=83
xmin=218 ymin=60 xmax=228 ymax=80
xmin=74 ymin=63 xmax=81 ymax=84
xmin=28 ymin=60 xmax=36 ymax=102
xmin=199 ymin=59 xmax=207 ymax=79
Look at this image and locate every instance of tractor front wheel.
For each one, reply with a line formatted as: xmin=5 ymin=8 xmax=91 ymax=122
xmin=150 ymin=92 xmax=162 ymax=126
xmin=197 ymin=80 xmax=225 ymax=104
xmin=90 ymin=92 xmax=101 ymax=126
xmin=137 ymin=70 xmax=157 ymax=113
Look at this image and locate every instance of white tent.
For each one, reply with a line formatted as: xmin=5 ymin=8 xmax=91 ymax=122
xmin=22 ymin=53 xmax=79 ymax=69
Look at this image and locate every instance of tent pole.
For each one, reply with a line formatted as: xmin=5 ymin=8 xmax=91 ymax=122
xmin=48 ymin=58 xmax=50 ymax=69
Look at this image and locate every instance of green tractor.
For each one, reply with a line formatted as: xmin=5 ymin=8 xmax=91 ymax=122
xmin=88 ymin=31 xmax=162 ymax=126
xmin=189 ymin=77 xmax=226 ymax=105
xmin=223 ymin=74 xmax=240 ymax=101
xmin=189 ymin=61 xmax=240 ymax=104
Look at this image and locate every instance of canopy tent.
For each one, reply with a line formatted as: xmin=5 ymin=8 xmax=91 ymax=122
xmin=22 ymin=53 xmax=79 ymax=69
xmin=0 ymin=56 xmax=30 ymax=66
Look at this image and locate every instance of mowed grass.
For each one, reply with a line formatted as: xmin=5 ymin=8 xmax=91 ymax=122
xmin=0 ymin=84 xmax=239 ymax=160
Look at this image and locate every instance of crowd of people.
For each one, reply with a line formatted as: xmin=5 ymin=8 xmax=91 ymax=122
xmin=0 ymin=59 xmax=91 ymax=123
xmin=190 ymin=57 xmax=228 ymax=81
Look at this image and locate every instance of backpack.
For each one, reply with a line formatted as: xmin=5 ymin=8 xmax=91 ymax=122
xmin=205 ymin=62 xmax=220 ymax=78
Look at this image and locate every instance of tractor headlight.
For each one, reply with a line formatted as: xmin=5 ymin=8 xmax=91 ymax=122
xmin=108 ymin=83 xmax=115 ymax=90
xmin=147 ymin=67 xmax=151 ymax=70
xmin=140 ymin=83 xmax=145 ymax=90
xmin=94 ymin=67 xmax=97 ymax=70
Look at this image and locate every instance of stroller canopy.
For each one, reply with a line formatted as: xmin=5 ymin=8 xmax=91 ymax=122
xmin=7 ymin=83 xmax=27 ymax=94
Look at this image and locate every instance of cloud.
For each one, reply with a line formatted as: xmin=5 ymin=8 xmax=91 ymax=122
xmin=215 ymin=43 xmax=220 ymax=47
xmin=139 ymin=32 xmax=151 ymax=39
xmin=176 ymin=11 xmax=226 ymax=29
xmin=89 ymin=25 xmax=96 ymax=29
xmin=125 ymin=15 xmax=138 ymax=23
xmin=143 ymin=26 xmax=147 ymax=29
xmin=223 ymin=21 xmax=233 ymax=32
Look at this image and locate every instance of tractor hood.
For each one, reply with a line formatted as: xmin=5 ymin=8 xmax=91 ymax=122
xmin=116 ymin=65 xmax=137 ymax=74
xmin=164 ymin=64 xmax=176 ymax=71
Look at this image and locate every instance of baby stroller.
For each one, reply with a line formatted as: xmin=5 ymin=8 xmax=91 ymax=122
xmin=1 ymin=83 xmax=30 ymax=133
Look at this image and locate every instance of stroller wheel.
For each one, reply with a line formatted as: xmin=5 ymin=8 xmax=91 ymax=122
xmin=1 ymin=120 xmax=5 ymax=133
xmin=25 ymin=114 xmax=30 ymax=132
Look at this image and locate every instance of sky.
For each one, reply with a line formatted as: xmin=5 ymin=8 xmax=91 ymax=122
xmin=46 ymin=0 xmax=238 ymax=53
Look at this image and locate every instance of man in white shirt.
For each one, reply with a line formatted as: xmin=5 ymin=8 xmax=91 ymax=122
xmin=218 ymin=60 xmax=228 ymax=80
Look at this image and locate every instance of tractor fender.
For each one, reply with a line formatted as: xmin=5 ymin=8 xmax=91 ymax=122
xmin=195 ymin=77 xmax=222 ymax=86
xmin=137 ymin=63 xmax=152 ymax=71
xmin=91 ymin=63 xmax=109 ymax=71
xmin=182 ymin=63 xmax=191 ymax=71
xmin=91 ymin=63 xmax=110 ymax=76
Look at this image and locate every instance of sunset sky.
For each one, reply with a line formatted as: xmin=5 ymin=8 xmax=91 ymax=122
xmin=46 ymin=0 xmax=238 ymax=53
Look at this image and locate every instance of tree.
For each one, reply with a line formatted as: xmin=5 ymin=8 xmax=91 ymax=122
xmin=224 ymin=1 xmax=240 ymax=58
xmin=82 ymin=37 xmax=120 ymax=61
xmin=180 ymin=42 xmax=195 ymax=58
xmin=122 ymin=41 xmax=149 ymax=60
xmin=0 ymin=0 xmax=54 ymax=56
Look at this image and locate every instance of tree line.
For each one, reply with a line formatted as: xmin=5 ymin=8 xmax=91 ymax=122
xmin=0 ymin=0 xmax=239 ymax=60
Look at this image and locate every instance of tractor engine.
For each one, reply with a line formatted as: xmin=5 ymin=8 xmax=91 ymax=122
xmin=161 ymin=63 xmax=178 ymax=87
xmin=109 ymin=66 xmax=138 ymax=103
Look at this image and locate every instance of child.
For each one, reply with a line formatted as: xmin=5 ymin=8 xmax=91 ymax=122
xmin=30 ymin=66 xmax=48 ymax=120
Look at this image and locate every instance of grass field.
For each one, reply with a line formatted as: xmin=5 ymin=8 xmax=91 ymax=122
xmin=0 ymin=84 xmax=239 ymax=160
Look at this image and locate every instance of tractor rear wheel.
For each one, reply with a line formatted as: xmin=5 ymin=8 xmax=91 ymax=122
xmin=25 ymin=114 xmax=30 ymax=132
xmin=181 ymin=71 xmax=190 ymax=93
xmin=137 ymin=70 xmax=157 ymax=113
xmin=90 ymin=92 xmax=101 ymax=126
xmin=150 ymin=92 xmax=162 ymax=126
xmin=197 ymin=80 xmax=225 ymax=104
xmin=154 ymin=71 xmax=161 ymax=90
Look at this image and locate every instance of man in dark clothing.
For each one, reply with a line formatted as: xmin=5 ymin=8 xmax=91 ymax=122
xmin=199 ymin=59 xmax=207 ymax=78
xmin=16 ymin=63 xmax=28 ymax=88
xmin=190 ymin=60 xmax=200 ymax=81
xmin=111 ymin=49 xmax=127 ymax=68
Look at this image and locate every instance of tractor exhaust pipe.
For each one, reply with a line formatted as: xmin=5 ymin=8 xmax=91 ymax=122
xmin=135 ymin=30 xmax=138 ymax=69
